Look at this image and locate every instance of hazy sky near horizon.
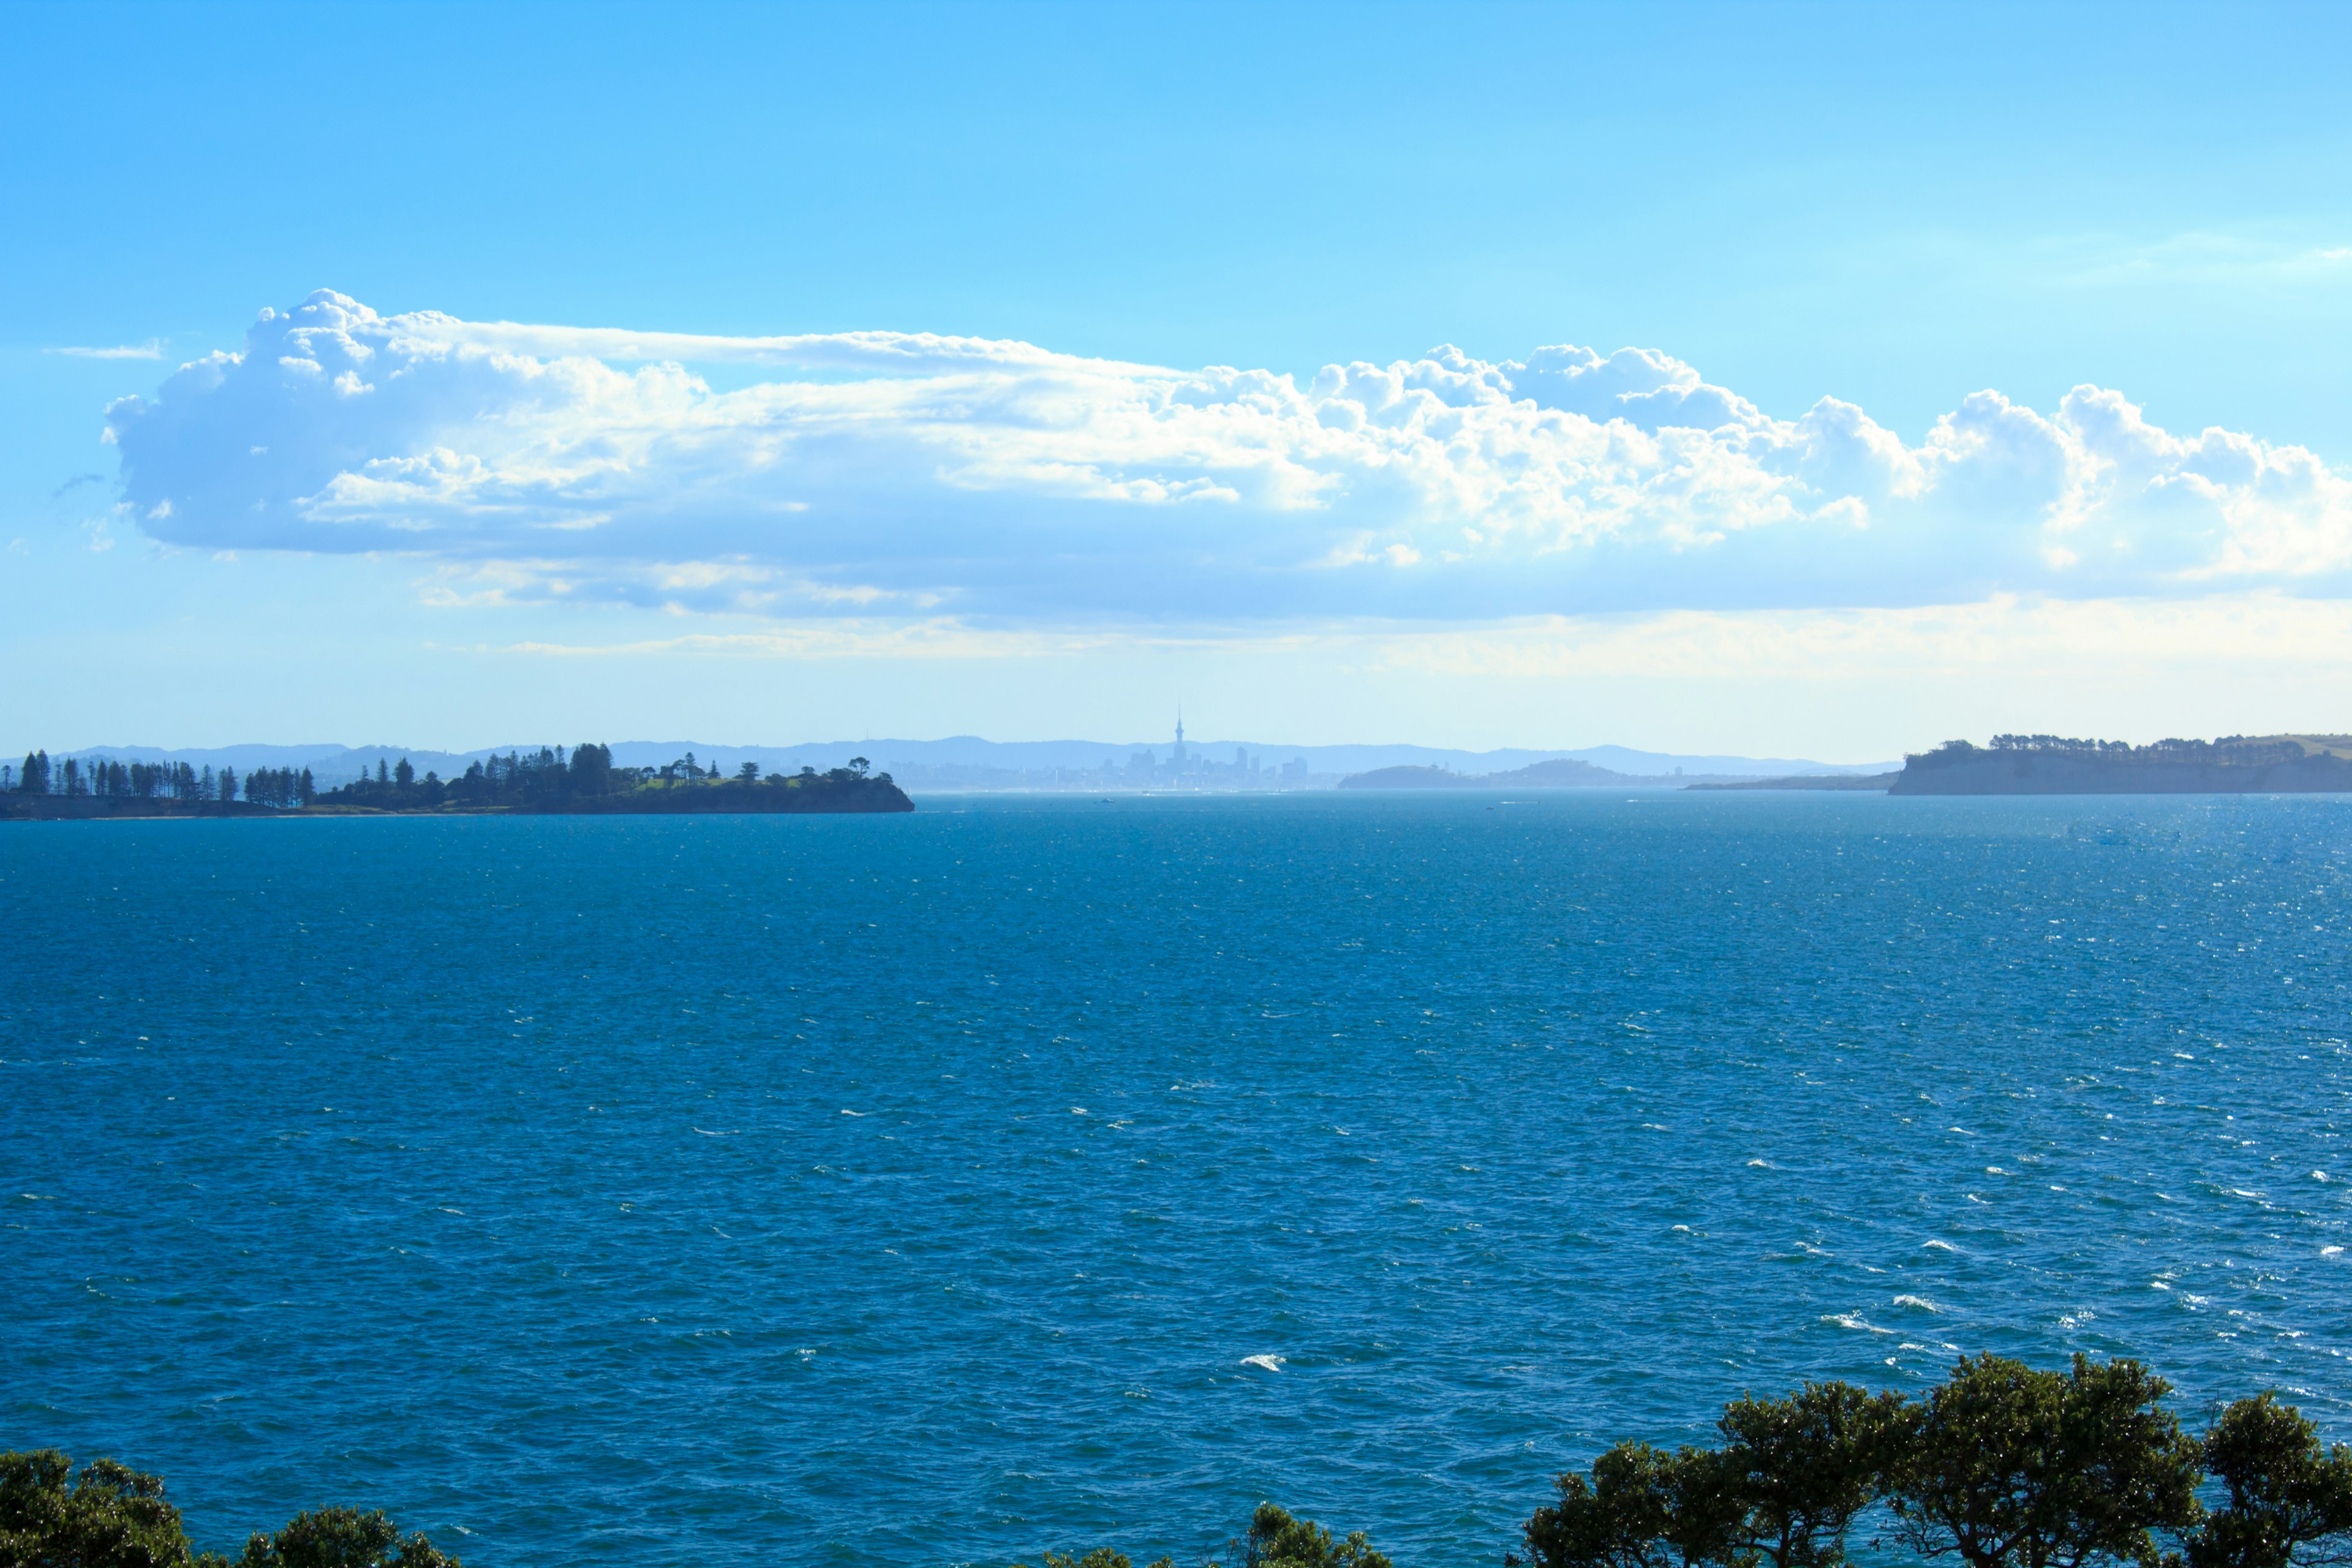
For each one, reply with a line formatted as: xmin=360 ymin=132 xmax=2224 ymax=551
xmin=7 ymin=1 xmax=2352 ymax=760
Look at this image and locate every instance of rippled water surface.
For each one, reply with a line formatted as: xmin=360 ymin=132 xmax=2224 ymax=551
xmin=6 ymin=791 xmax=2352 ymax=1566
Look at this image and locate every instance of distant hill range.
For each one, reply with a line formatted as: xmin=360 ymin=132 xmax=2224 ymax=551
xmin=1888 ymin=734 xmax=2352 ymax=794
xmin=29 ymin=737 xmax=1895 ymax=792
xmin=1339 ymin=759 xmax=1693 ymax=789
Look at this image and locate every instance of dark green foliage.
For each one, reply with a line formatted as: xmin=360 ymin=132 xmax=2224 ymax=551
xmin=2188 ymin=1395 xmax=2352 ymax=1568
xmin=569 ymin=743 xmax=614 ymax=792
xmin=240 ymin=767 xmax=306 ymax=808
xmin=314 ymin=744 xmax=907 ymax=812
xmin=1885 ymin=1354 xmax=2202 ymax=1568
xmin=1525 ymin=1441 xmax=1735 ymax=1568
xmin=1524 ymin=1358 xmax=2274 ymax=1568
xmin=0 ymin=1449 xmax=205 ymax=1568
xmin=236 ymin=1509 xmax=456 ymax=1568
xmin=1016 ymin=1502 xmax=1382 ymax=1568
xmin=1021 ymin=1549 xmax=1173 ymax=1568
xmin=1235 ymin=1504 xmax=1390 ymax=1568
xmin=1715 ymin=1381 xmax=1912 ymax=1568
xmin=0 ymin=1453 xmax=454 ymax=1568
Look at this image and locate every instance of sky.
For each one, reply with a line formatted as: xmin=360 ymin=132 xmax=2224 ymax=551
xmin=6 ymin=0 xmax=2351 ymax=761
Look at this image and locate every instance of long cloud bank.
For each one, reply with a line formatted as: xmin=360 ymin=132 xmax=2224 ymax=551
xmin=103 ymin=290 xmax=2352 ymax=623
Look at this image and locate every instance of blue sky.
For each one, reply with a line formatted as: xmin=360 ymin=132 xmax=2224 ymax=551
xmin=6 ymin=1 xmax=2351 ymax=758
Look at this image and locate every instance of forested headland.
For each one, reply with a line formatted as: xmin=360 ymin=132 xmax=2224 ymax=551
xmin=0 ymin=745 xmax=912 ymax=818
xmin=1891 ymin=734 xmax=2352 ymax=794
xmin=12 ymin=1354 xmax=2351 ymax=1568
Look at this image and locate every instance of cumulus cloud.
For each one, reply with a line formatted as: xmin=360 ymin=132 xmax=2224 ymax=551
xmin=102 ymin=290 xmax=2352 ymax=624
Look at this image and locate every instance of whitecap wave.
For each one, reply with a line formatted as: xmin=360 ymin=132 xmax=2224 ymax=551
xmin=1892 ymin=1294 xmax=1941 ymax=1313
xmin=1240 ymin=1354 xmax=1284 ymax=1373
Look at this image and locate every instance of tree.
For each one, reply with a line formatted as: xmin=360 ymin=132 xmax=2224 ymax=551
xmin=1890 ymin=1354 xmax=2203 ymax=1568
xmin=393 ymin=758 xmax=414 ymax=788
xmin=848 ymin=756 xmax=870 ymax=776
xmin=1022 ymin=1550 xmax=1173 ymax=1568
xmin=1234 ymin=1503 xmax=1390 ymax=1568
xmin=237 ymin=1508 xmax=457 ymax=1568
xmin=2188 ymin=1395 xmax=2352 ymax=1568
xmin=737 ymin=761 xmax=760 ymax=782
xmin=0 ymin=1448 xmax=207 ymax=1568
xmin=1524 ymin=1441 xmax=1736 ymax=1568
xmin=1717 ymin=1381 xmax=1912 ymax=1568
xmin=570 ymin=744 xmax=612 ymax=794
xmin=299 ymin=769 xmax=315 ymax=807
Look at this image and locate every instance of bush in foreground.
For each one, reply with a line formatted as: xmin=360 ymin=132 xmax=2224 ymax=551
xmin=1525 ymin=1355 xmax=2352 ymax=1568
xmin=0 ymin=1452 xmax=457 ymax=1568
xmin=15 ymin=1355 xmax=2352 ymax=1568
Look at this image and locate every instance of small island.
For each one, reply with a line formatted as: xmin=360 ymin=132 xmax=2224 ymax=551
xmin=1890 ymin=733 xmax=2352 ymax=794
xmin=0 ymin=745 xmax=913 ymax=819
xmin=1336 ymin=759 xmax=1640 ymax=789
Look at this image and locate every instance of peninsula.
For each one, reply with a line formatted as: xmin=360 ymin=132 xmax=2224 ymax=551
xmin=1889 ymin=733 xmax=2352 ymax=794
xmin=1 ymin=744 xmax=914 ymax=818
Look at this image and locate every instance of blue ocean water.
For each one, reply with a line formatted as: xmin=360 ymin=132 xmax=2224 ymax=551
xmin=4 ymin=791 xmax=2351 ymax=1566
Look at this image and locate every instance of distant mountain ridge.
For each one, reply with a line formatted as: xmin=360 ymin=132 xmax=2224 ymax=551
xmin=34 ymin=736 xmax=1896 ymax=788
xmin=1339 ymin=759 xmax=1665 ymax=790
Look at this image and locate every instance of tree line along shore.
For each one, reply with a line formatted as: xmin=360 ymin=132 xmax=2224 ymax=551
xmin=1885 ymin=734 xmax=2352 ymax=796
xmin=1 ymin=745 xmax=913 ymax=818
xmin=9 ymin=1354 xmax=2350 ymax=1568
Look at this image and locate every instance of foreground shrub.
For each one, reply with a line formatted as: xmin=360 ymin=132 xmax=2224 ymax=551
xmin=1527 ymin=1355 xmax=2352 ymax=1568
xmin=235 ymin=1508 xmax=456 ymax=1568
xmin=1023 ymin=1502 xmax=1388 ymax=1568
xmin=0 ymin=1451 xmax=209 ymax=1568
xmin=0 ymin=1455 xmax=456 ymax=1568
xmin=1888 ymin=1354 xmax=2201 ymax=1568
xmin=2192 ymin=1393 xmax=2352 ymax=1568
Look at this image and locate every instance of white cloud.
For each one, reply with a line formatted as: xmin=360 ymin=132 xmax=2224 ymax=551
xmin=103 ymin=289 xmax=2352 ymax=625
xmin=53 ymin=340 xmax=165 ymax=360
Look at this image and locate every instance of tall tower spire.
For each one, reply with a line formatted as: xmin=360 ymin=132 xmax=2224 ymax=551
xmin=1174 ymin=706 xmax=1186 ymax=765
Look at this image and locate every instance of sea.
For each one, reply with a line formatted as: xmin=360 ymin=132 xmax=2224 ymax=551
xmin=4 ymin=791 xmax=2349 ymax=1567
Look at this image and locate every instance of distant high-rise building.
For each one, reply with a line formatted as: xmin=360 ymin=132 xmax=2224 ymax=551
xmin=1172 ymin=710 xmax=1187 ymax=767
